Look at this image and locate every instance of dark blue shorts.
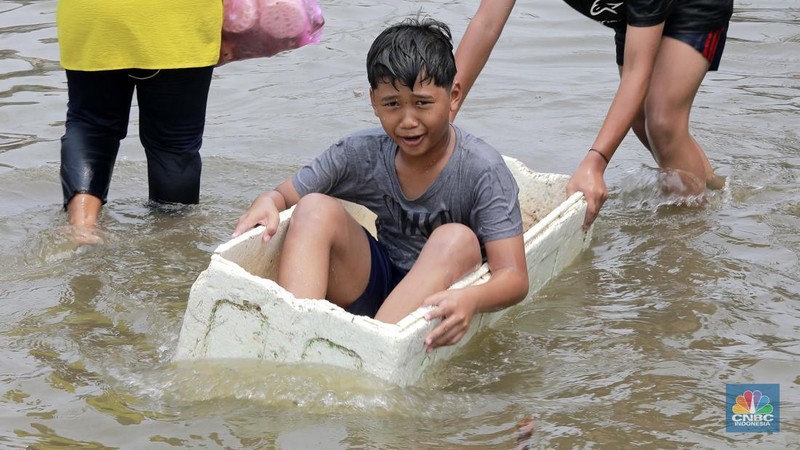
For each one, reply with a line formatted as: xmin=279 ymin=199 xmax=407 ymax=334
xmin=614 ymin=25 xmax=728 ymax=71
xmin=344 ymin=228 xmax=407 ymax=318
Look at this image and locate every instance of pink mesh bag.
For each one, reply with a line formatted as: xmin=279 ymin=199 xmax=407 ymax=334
xmin=218 ymin=0 xmax=324 ymax=65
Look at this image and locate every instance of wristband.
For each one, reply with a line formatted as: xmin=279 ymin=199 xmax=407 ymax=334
xmin=588 ymin=148 xmax=610 ymax=164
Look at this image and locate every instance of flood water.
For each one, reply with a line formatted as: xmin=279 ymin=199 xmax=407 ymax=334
xmin=0 ymin=0 xmax=798 ymax=448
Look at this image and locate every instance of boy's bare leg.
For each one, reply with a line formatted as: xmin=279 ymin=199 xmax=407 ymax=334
xmin=631 ymin=109 xmax=725 ymax=191
xmin=278 ymin=193 xmax=372 ymax=307
xmin=644 ymin=36 xmax=722 ymax=195
xmin=630 ymin=108 xmax=652 ymax=155
xmin=691 ymin=135 xmax=726 ymax=189
xmin=66 ymin=193 xmax=103 ymax=244
xmin=375 ymin=223 xmax=482 ymax=324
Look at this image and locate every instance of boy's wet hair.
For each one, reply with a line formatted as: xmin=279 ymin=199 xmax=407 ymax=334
xmin=366 ymin=17 xmax=456 ymax=91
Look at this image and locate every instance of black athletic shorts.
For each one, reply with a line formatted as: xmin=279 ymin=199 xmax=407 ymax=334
xmin=614 ymin=24 xmax=728 ymax=71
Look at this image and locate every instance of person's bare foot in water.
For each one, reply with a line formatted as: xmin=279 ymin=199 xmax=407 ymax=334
xmin=68 ymin=225 xmax=104 ymax=245
xmin=658 ymin=168 xmax=706 ymax=201
xmin=66 ymin=193 xmax=104 ymax=245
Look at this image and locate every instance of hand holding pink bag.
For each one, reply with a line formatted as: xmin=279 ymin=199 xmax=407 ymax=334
xmin=218 ymin=0 xmax=324 ymax=65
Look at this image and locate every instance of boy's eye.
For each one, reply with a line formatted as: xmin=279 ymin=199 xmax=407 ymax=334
xmin=383 ymin=100 xmax=399 ymax=107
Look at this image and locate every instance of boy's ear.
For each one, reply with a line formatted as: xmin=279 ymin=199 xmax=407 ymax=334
xmin=369 ymin=88 xmax=379 ymax=116
xmin=449 ymin=81 xmax=463 ymax=112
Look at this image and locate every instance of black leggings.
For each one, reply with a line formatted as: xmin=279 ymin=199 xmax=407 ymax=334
xmin=60 ymin=66 xmax=214 ymax=207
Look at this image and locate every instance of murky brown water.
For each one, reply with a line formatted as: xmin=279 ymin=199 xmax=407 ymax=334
xmin=0 ymin=1 xmax=797 ymax=448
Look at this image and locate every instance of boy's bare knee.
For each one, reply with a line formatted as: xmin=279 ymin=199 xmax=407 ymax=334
xmin=428 ymin=223 xmax=481 ymax=263
xmin=292 ymin=193 xmax=342 ymax=225
xmin=644 ymin=103 xmax=686 ymax=147
xmin=289 ymin=194 xmax=359 ymax=246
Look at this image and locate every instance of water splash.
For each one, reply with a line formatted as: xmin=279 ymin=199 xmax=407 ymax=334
xmin=613 ymin=165 xmax=728 ymax=210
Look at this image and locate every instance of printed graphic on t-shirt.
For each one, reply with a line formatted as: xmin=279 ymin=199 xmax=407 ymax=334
xmin=382 ymin=194 xmax=453 ymax=237
xmin=564 ymin=0 xmax=626 ymax=27
xmin=590 ymin=1 xmax=624 ymax=19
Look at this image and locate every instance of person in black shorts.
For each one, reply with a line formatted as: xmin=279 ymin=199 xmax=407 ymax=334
xmin=451 ymin=0 xmax=735 ymax=229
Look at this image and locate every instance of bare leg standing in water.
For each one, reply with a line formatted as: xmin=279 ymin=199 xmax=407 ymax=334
xmin=627 ymin=36 xmax=727 ymax=194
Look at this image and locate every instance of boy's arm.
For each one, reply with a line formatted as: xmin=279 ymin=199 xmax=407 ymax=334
xmin=566 ymin=23 xmax=663 ymax=229
xmin=422 ymin=234 xmax=529 ymax=351
xmin=451 ymin=0 xmax=516 ymax=121
xmin=232 ymin=178 xmax=301 ymax=242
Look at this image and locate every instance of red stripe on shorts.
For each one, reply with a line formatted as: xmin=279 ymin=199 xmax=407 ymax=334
xmin=703 ymin=29 xmax=720 ymax=62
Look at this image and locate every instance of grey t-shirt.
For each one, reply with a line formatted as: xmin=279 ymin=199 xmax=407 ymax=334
xmin=292 ymin=125 xmax=523 ymax=272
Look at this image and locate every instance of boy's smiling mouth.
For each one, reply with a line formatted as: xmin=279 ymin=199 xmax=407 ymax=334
xmin=400 ymin=134 xmax=424 ymax=146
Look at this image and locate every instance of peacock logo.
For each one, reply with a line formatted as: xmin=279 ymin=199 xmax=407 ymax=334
xmin=732 ymin=389 xmax=773 ymax=415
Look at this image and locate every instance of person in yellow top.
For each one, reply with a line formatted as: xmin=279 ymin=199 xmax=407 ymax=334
xmin=56 ymin=0 xmax=223 ymax=243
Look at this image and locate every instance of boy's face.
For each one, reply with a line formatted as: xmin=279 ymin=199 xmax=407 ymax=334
xmin=369 ymin=75 xmax=461 ymax=158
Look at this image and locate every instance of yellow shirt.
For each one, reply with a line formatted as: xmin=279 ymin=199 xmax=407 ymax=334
xmin=57 ymin=0 xmax=222 ymax=71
